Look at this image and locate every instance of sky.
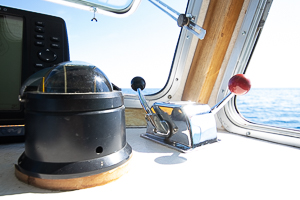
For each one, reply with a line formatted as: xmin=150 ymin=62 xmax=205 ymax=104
xmin=245 ymin=0 xmax=300 ymax=88
xmin=1 ymin=0 xmax=300 ymax=89
xmin=1 ymin=0 xmax=187 ymax=90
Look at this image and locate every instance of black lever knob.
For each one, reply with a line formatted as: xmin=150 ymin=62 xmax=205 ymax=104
xmin=131 ymin=76 xmax=146 ymax=91
xmin=177 ymin=14 xmax=190 ymax=27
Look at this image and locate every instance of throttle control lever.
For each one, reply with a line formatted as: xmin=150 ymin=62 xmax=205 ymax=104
xmin=131 ymin=74 xmax=251 ymax=152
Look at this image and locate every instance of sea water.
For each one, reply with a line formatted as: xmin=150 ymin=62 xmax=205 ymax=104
xmin=122 ymin=88 xmax=161 ymax=95
xmin=122 ymin=88 xmax=300 ymax=130
xmin=236 ymin=88 xmax=300 ymax=130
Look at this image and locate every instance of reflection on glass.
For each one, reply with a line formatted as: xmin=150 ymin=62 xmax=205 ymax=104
xmin=43 ymin=61 xmax=113 ymax=93
xmin=0 ymin=15 xmax=23 ymax=110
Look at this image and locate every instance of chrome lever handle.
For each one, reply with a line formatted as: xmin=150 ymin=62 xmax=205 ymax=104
xmin=210 ymin=74 xmax=251 ymax=114
xmin=136 ymin=88 xmax=152 ymax=115
xmin=131 ymin=77 xmax=170 ymax=136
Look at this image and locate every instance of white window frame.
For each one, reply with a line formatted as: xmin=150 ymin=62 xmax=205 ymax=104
xmin=45 ymin=0 xmax=141 ymax=17
xmin=124 ymin=0 xmax=205 ymax=108
xmin=216 ymin=0 xmax=300 ymax=147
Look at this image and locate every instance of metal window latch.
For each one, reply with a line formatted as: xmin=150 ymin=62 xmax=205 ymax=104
xmin=148 ymin=0 xmax=206 ymax=40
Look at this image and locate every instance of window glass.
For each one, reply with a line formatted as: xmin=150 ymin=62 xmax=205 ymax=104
xmin=2 ymin=0 xmax=188 ymax=95
xmin=236 ymin=0 xmax=300 ymax=130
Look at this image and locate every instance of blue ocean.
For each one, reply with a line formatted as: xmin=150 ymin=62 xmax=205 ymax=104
xmin=121 ymin=88 xmax=161 ymax=95
xmin=122 ymin=88 xmax=300 ymax=130
xmin=236 ymin=88 xmax=300 ymax=130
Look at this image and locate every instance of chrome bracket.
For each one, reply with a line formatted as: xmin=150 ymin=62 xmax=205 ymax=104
xmin=137 ymin=88 xmax=170 ymax=137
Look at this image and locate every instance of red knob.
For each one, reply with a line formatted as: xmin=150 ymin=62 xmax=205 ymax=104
xmin=228 ymin=74 xmax=251 ymax=95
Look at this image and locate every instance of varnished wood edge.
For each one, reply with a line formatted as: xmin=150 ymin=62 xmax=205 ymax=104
xmin=182 ymin=0 xmax=245 ymax=104
xmin=125 ymin=108 xmax=146 ymax=127
xmin=15 ymin=156 xmax=131 ymax=191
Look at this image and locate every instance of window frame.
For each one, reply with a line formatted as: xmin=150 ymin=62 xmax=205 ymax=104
xmin=216 ymin=0 xmax=300 ymax=147
xmin=61 ymin=0 xmax=135 ymax=13
xmin=124 ymin=0 xmax=205 ymax=108
xmin=45 ymin=0 xmax=141 ymax=17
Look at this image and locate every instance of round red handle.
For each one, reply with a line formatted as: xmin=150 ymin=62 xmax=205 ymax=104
xmin=228 ymin=74 xmax=251 ymax=95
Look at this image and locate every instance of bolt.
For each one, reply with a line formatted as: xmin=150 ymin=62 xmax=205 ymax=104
xmin=242 ymin=31 xmax=247 ymax=35
xmin=168 ymin=95 xmax=172 ymax=99
xmin=186 ymin=14 xmax=195 ymax=21
xmin=246 ymin=132 xmax=251 ymax=136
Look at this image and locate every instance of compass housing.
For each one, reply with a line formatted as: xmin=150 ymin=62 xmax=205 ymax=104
xmin=15 ymin=61 xmax=132 ymax=190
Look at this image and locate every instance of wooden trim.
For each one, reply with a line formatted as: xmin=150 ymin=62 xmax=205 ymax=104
xmin=125 ymin=108 xmax=147 ymax=127
xmin=182 ymin=0 xmax=245 ymax=104
xmin=15 ymin=158 xmax=131 ymax=191
xmin=208 ymin=0 xmax=251 ymax=108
